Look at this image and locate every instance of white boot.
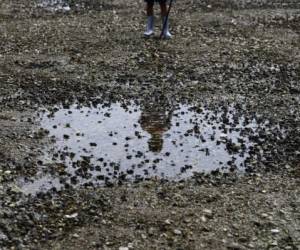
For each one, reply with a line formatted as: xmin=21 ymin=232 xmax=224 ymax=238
xmin=144 ymin=16 xmax=154 ymax=37
xmin=162 ymin=16 xmax=172 ymax=39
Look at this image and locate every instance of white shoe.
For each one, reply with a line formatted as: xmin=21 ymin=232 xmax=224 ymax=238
xmin=162 ymin=30 xmax=172 ymax=39
xmin=144 ymin=29 xmax=154 ymax=37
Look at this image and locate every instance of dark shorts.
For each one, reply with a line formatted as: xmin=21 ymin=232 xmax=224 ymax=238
xmin=144 ymin=0 xmax=167 ymax=3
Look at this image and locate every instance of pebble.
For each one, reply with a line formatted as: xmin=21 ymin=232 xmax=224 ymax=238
xmin=128 ymin=243 xmax=133 ymax=248
xmin=119 ymin=247 xmax=129 ymax=250
xmin=200 ymin=215 xmax=207 ymax=223
xmin=227 ymin=242 xmax=245 ymax=250
xmin=270 ymin=241 xmax=278 ymax=246
xmin=65 ymin=213 xmax=78 ymax=219
xmin=148 ymin=227 xmax=155 ymax=235
xmin=248 ymin=243 xmax=255 ymax=249
xmin=261 ymin=213 xmax=268 ymax=218
xmin=203 ymin=209 xmax=213 ymax=218
xmin=164 ymin=219 xmax=171 ymax=225
xmin=271 ymin=229 xmax=280 ymax=234
xmin=173 ymin=229 xmax=182 ymax=235
xmin=0 ymin=231 xmax=8 ymax=241
xmin=72 ymin=233 xmax=79 ymax=238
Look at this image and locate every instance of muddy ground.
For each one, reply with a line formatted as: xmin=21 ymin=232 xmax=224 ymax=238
xmin=0 ymin=0 xmax=300 ymax=249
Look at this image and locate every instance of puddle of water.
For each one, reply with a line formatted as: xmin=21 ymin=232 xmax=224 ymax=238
xmin=20 ymin=174 xmax=63 ymax=194
xmin=21 ymin=101 xmax=281 ymax=194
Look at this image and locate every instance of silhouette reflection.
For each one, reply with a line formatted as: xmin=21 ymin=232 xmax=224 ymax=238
xmin=139 ymin=95 xmax=173 ymax=153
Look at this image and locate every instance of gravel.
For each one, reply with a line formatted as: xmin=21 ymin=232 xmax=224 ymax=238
xmin=0 ymin=0 xmax=299 ymax=249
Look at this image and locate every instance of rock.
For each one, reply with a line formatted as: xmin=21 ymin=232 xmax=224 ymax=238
xmin=128 ymin=243 xmax=134 ymax=249
xmin=4 ymin=170 xmax=12 ymax=175
xmin=200 ymin=215 xmax=207 ymax=223
xmin=227 ymin=242 xmax=245 ymax=250
xmin=65 ymin=213 xmax=78 ymax=219
xmin=173 ymin=229 xmax=182 ymax=235
xmin=164 ymin=219 xmax=171 ymax=225
xmin=203 ymin=209 xmax=213 ymax=218
xmin=0 ymin=230 xmax=8 ymax=241
xmin=148 ymin=227 xmax=155 ymax=235
xmin=72 ymin=233 xmax=79 ymax=238
xmin=261 ymin=213 xmax=268 ymax=218
xmin=271 ymin=229 xmax=280 ymax=234
xmin=269 ymin=241 xmax=278 ymax=247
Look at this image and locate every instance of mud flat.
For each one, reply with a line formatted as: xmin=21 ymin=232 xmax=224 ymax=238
xmin=0 ymin=0 xmax=299 ymax=249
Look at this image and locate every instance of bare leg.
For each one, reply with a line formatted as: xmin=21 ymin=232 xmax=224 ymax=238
xmin=146 ymin=3 xmax=154 ymax=16
xmin=159 ymin=2 xmax=167 ymax=17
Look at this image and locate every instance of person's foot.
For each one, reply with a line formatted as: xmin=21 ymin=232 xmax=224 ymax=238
xmin=144 ymin=29 xmax=154 ymax=37
xmin=161 ymin=16 xmax=172 ymax=39
xmin=162 ymin=30 xmax=172 ymax=39
xmin=144 ymin=16 xmax=154 ymax=37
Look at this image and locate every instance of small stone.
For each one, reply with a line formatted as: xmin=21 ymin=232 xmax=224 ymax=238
xmin=4 ymin=170 xmax=12 ymax=175
xmin=65 ymin=213 xmax=78 ymax=219
xmin=227 ymin=242 xmax=244 ymax=250
xmin=203 ymin=209 xmax=213 ymax=218
xmin=63 ymin=134 xmax=70 ymax=139
xmin=173 ymin=229 xmax=182 ymax=235
xmin=72 ymin=233 xmax=79 ymax=238
xmin=119 ymin=247 xmax=129 ymax=250
xmin=270 ymin=241 xmax=278 ymax=246
xmin=164 ymin=219 xmax=171 ymax=225
xmin=200 ymin=215 xmax=207 ymax=223
xmin=148 ymin=227 xmax=155 ymax=235
xmin=184 ymin=218 xmax=191 ymax=223
xmin=128 ymin=242 xmax=133 ymax=249
xmin=271 ymin=229 xmax=280 ymax=234
xmin=0 ymin=231 xmax=8 ymax=241
xmin=128 ymin=243 xmax=134 ymax=249
xmin=248 ymin=243 xmax=255 ymax=249
xmin=285 ymin=164 xmax=291 ymax=169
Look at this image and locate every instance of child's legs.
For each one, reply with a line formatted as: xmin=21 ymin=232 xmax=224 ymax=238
xmin=159 ymin=1 xmax=167 ymax=16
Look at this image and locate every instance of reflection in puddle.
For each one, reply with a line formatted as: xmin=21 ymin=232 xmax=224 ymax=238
xmin=140 ymin=102 xmax=173 ymax=153
xmin=21 ymin=101 xmax=283 ymax=194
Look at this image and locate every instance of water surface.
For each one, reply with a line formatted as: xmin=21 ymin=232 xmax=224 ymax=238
xmin=20 ymin=101 xmax=278 ymax=194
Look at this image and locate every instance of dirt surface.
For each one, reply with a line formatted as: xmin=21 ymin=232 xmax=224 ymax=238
xmin=0 ymin=0 xmax=300 ymax=249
